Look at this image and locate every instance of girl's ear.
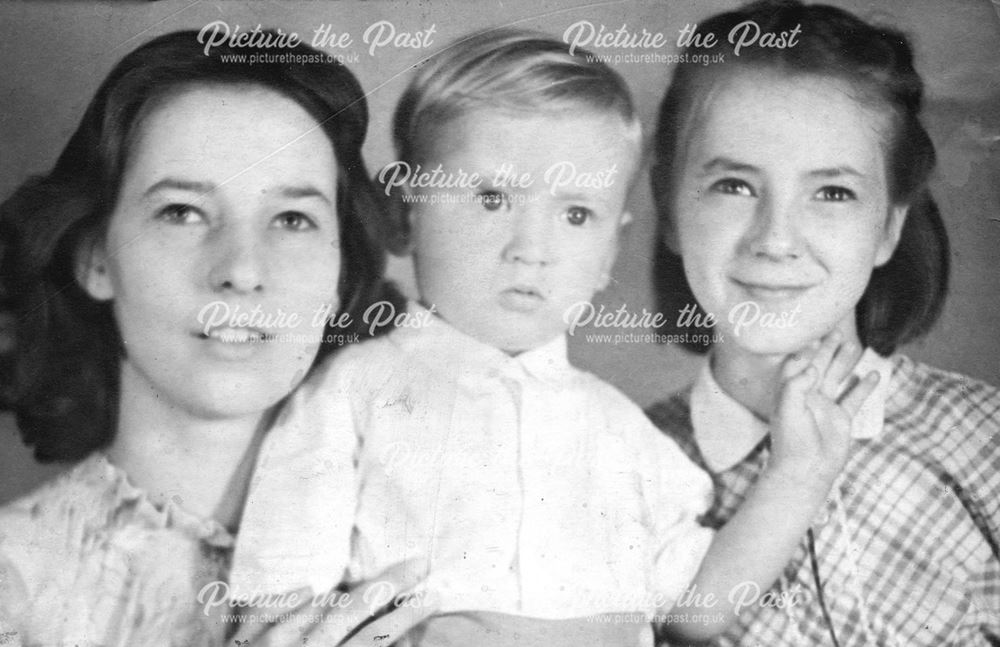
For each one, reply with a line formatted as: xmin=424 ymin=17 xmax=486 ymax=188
xmin=874 ymin=204 xmax=909 ymax=267
xmin=75 ymin=235 xmax=114 ymax=301
xmin=650 ymin=162 xmax=681 ymax=254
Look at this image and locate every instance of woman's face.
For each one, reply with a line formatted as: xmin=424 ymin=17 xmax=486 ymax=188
xmin=82 ymin=84 xmax=341 ymax=421
xmin=669 ymin=70 xmax=906 ymax=357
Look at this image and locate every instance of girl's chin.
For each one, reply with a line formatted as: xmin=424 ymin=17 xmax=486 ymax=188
xmin=716 ymin=327 xmax=820 ymax=358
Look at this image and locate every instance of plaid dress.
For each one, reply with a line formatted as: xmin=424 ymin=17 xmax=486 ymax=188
xmin=647 ymin=355 xmax=1000 ymax=646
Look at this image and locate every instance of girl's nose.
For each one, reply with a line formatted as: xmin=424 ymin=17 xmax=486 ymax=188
xmin=207 ymin=225 xmax=265 ymax=293
xmin=501 ymin=210 xmax=553 ymax=266
xmin=746 ymin=196 xmax=803 ymax=260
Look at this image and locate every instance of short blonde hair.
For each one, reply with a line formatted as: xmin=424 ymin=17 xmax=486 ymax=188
xmin=393 ymin=27 xmax=641 ymax=165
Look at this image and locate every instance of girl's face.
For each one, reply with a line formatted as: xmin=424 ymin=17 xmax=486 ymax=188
xmin=82 ymin=85 xmax=341 ymax=422
xmin=670 ymin=70 xmax=906 ymax=357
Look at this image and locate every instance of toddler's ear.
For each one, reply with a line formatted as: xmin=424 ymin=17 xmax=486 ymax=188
xmin=874 ymin=204 xmax=909 ymax=267
xmin=75 ymin=235 xmax=114 ymax=301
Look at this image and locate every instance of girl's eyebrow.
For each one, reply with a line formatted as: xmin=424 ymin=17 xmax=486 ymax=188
xmin=807 ymin=166 xmax=865 ymax=180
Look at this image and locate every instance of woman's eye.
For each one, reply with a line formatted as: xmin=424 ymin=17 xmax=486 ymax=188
xmin=273 ymin=211 xmax=317 ymax=231
xmin=710 ymin=178 xmax=755 ymax=197
xmin=477 ymin=190 xmax=507 ymax=212
xmin=815 ymin=186 xmax=857 ymax=202
xmin=565 ymin=206 xmax=593 ymax=226
xmin=155 ymin=203 xmax=204 ymax=225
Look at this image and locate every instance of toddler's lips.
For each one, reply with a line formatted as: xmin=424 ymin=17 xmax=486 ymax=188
xmin=499 ymin=286 xmax=544 ymax=313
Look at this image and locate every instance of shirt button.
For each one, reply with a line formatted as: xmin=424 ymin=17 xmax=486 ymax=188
xmin=813 ymin=506 xmax=831 ymax=526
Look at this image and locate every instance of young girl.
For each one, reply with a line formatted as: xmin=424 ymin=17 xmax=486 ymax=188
xmin=647 ymin=2 xmax=1000 ymax=645
xmin=0 ymin=30 xmax=426 ymax=647
xmin=232 ymin=28 xmax=879 ymax=646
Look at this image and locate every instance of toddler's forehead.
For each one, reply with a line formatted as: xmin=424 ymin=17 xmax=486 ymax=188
xmin=420 ymin=106 xmax=641 ymax=176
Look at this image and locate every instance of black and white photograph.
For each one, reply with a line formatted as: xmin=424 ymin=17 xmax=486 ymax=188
xmin=0 ymin=1 xmax=998 ymax=645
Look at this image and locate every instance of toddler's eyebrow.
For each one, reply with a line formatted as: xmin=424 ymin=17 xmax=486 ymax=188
xmin=699 ymin=157 xmax=758 ymax=176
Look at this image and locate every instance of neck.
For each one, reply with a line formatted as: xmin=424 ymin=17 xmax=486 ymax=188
xmin=710 ymin=316 xmax=862 ymax=420
xmin=107 ymin=363 xmax=269 ymax=531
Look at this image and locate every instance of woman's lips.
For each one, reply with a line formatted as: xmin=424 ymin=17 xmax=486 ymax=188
xmin=199 ymin=326 xmax=272 ymax=344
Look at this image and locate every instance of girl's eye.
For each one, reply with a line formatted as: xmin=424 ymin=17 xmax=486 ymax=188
xmin=710 ymin=178 xmax=756 ymax=197
xmin=272 ymin=211 xmax=317 ymax=231
xmin=565 ymin=206 xmax=593 ymax=226
xmin=478 ymin=190 xmax=507 ymax=212
xmin=155 ymin=203 xmax=204 ymax=225
xmin=815 ymin=186 xmax=857 ymax=202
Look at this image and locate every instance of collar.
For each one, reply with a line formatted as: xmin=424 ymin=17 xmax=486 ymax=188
xmin=391 ymin=300 xmax=572 ymax=385
xmin=690 ymin=348 xmax=894 ymax=473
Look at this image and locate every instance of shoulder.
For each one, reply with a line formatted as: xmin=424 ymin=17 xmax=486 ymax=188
xmin=889 ymin=355 xmax=1000 ymax=438
xmin=564 ymin=367 xmax=662 ymax=436
xmin=568 ymin=370 xmax=701 ymax=464
xmin=0 ymin=456 xmax=111 ymax=598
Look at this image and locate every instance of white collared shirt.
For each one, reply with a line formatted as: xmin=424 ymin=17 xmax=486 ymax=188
xmin=690 ymin=349 xmax=894 ymax=473
xmin=232 ymin=303 xmax=714 ymax=618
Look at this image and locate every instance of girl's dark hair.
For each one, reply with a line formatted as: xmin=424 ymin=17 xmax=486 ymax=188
xmin=651 ymin=0 xmax=949 ymax=355
xmin=0 ymin=30 xmax=389 ymax=461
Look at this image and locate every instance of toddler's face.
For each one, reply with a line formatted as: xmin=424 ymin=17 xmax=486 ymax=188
xmin=669 ymin=70 xmax=906 ymax=356
xmin=408 ymin=109 xmax=637 ymax=353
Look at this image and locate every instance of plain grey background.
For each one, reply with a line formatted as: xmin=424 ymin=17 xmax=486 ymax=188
xmin=1 ymin=0 xmax=998 ymax=503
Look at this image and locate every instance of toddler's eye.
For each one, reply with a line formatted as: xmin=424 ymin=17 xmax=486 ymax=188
xmin=565 ymin=206 xmax=593 ymax=226
xmin=710 ymin=178 xmax=755 ymax=197
xmin=155 ymin=203 xmax=204 ymax=225
xmin=272 ymin=211 xmax=317 ymax=231
xmin=815 ymin=186 xmax=856 ymax=202
xmin=477 ymin=190 xmax=507 ymax=212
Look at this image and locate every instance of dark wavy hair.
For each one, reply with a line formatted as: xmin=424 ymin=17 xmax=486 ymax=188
xmin=650 ymin=0 xmax=949 ymax=355
xmin=0 ymin=30 xmax=390 ymax=462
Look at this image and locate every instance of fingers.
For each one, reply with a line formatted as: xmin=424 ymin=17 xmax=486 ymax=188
xmin=808 ymin=330 xmax=840 ymax=389
xmin=338 ymin=596 xmax=440 ymax=647
xmin=228 ymin=589 xmax=316 ymax=646
xmin=363 ymin=558 xmax=429 ymax=601
xmin=820 ymin=339 xmax=862 ymax=399
xmin=838 ymin=370 xmax=880 ymax=418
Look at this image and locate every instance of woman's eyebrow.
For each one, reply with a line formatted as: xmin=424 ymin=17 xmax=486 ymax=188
xmin=141 ymin=179 xmax=332 ymax=205
xmin=143 ymin=177 xmax=215 ymax=198
xmin=277 ymin=184 xmax=332 ymax=205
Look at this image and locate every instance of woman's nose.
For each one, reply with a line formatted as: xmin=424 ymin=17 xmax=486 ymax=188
xmin=207 ymin=225 xmax=265 ymax=293
xmin=746 ymin=196 xmax=803 ymax=260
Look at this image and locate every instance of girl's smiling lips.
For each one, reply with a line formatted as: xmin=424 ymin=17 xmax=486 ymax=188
xmin=731 ymin=278 xmax=817 ymax=300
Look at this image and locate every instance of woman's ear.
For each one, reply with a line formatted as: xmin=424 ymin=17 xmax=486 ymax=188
xmin=75 ymin=235 xmax=114 ymax=301
xmin=874 ymin=204 xmax=909 ymax=267
xmin=377 ymin=173 xmax=414 ymax=256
